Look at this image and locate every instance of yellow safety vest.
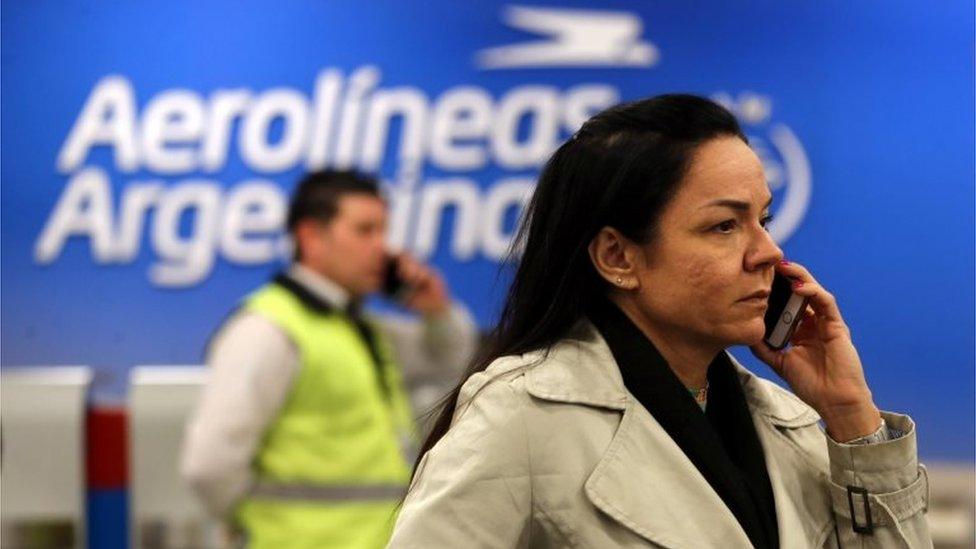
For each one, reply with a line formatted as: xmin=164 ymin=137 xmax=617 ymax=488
xmin=234 ymin=276 xmax=415 ymax=549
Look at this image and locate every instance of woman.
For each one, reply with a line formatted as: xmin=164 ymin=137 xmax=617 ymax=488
xmin=388 ymin=95 xmax=931 ymax=548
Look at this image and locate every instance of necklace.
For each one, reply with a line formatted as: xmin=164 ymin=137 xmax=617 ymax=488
xmin=688 ymin=381 xmax=709 ymax=409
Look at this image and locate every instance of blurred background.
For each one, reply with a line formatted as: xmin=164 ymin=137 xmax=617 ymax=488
xmin=1 ymin=1 xmax=973 ymax=547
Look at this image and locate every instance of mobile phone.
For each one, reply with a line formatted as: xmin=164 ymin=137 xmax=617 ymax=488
xmin=763 ymin=272 xmax=809 ymax=350
xmin=382 ymin=254 xmax=412 ymax=303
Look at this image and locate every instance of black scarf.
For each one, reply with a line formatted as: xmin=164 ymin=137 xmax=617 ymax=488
xmin=586 ymin=296 xmax=779 ymax=549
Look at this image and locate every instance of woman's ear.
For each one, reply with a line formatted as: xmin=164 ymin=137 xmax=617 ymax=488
xmin=587 ymin=227 xmax=640 ymax=290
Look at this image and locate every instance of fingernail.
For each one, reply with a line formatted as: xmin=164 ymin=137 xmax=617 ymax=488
xmin=780 ymin=259 xmax=790 ymax=265
xmin=792 ymin=281 xmax=803 ymax=289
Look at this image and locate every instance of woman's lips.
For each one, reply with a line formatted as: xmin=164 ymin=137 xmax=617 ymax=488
xmin=738 ymin=290 xmax=770 ymax=306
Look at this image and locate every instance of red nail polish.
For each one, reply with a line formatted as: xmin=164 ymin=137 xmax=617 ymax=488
xmin=792 ymin=281 xmax=803 ymax=289
xmin=780 ymin=259 xmax=790 ymax=266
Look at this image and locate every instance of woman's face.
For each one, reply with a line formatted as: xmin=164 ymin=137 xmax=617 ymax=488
xmin=630 ymin=136 xmax=784 ymax=348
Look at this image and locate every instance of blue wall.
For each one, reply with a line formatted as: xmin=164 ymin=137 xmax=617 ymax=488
xmin=2 ymin=0 xmax=973 ymax=460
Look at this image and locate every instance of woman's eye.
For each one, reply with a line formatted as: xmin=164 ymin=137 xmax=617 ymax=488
xmin=713 ymin=220 xmax=737 ymax=233
xmin=760 ymin=214 xmax=773 ymax=229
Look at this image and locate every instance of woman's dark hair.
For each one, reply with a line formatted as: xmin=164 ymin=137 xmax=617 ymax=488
xmin=413 ymin=94 xmax=747 ymax=476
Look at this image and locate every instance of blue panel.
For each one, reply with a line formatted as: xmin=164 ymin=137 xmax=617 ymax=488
xmin=87 ymin=489 xmax=128 ymax=549
xmin=1 ymin=1 xmax=973 ymax=459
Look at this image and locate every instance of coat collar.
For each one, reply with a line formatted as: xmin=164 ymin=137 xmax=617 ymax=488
xmin=523 ymin=317 xmax=820 ymax=426
xmin=522 ymin=318 xmax=826 ymax=548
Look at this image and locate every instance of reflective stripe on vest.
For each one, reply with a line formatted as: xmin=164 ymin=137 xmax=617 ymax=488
xmin=250 ymin=482 xmax=407 ymax=501
xmin=236 ymin=280 xmax=416 ymax=548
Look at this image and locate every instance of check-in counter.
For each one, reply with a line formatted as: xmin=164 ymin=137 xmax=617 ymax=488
xmin=1 ymin=366 xmax=92 ymax=548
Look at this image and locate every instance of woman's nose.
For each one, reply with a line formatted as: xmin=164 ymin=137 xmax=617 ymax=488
xmin=746 ymin=229 xmax=784 ymax=271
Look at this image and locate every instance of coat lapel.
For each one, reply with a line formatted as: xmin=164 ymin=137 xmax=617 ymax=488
xmin=525 ymin=321 xmax=754 ymax=547
xmin=735 ymin=364 xmax=836 ymax=548
xmin=525 ymin=319 xmax=835 ymax=548
xmin=583 ymin=400 xmax=755 ymax=548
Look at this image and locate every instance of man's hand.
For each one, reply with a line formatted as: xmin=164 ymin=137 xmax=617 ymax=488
xmin=395 ymin=254 xmax=450 ymax=317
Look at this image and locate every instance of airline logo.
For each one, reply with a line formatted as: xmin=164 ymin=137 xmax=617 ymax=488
xmin=32 ymin=7 xmax=810 ymax=289
xmin=476 ymin=5 xmax=659 ymax=68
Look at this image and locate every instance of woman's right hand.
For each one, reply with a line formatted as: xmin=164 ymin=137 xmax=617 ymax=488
xmin=749 ymin=260 xmax=881 ymax=442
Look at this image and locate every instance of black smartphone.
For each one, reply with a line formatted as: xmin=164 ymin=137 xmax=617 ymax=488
xmin=763 ymin=272 xmax=809 ymax=350
xmin=382 ymin=254 xmax=412 ymax=303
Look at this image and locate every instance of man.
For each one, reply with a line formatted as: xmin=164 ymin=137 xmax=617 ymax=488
xmin=181 ymin=170 xmax=478 ymax=548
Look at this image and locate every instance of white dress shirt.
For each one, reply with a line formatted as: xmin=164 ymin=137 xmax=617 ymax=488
xmin=180 ymin=264 xmax=479 ymax=518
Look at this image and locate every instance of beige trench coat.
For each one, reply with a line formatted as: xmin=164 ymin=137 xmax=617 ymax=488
xmin=388 ymin=320 xmax=932 ymax=548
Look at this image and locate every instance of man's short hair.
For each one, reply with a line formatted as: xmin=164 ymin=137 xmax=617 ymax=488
xmin=286 ymin=170 xmax=382 ymax=233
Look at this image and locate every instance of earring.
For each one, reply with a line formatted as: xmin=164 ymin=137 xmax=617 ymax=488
xmin=615 ymin=277 xmax=623 ymax=285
